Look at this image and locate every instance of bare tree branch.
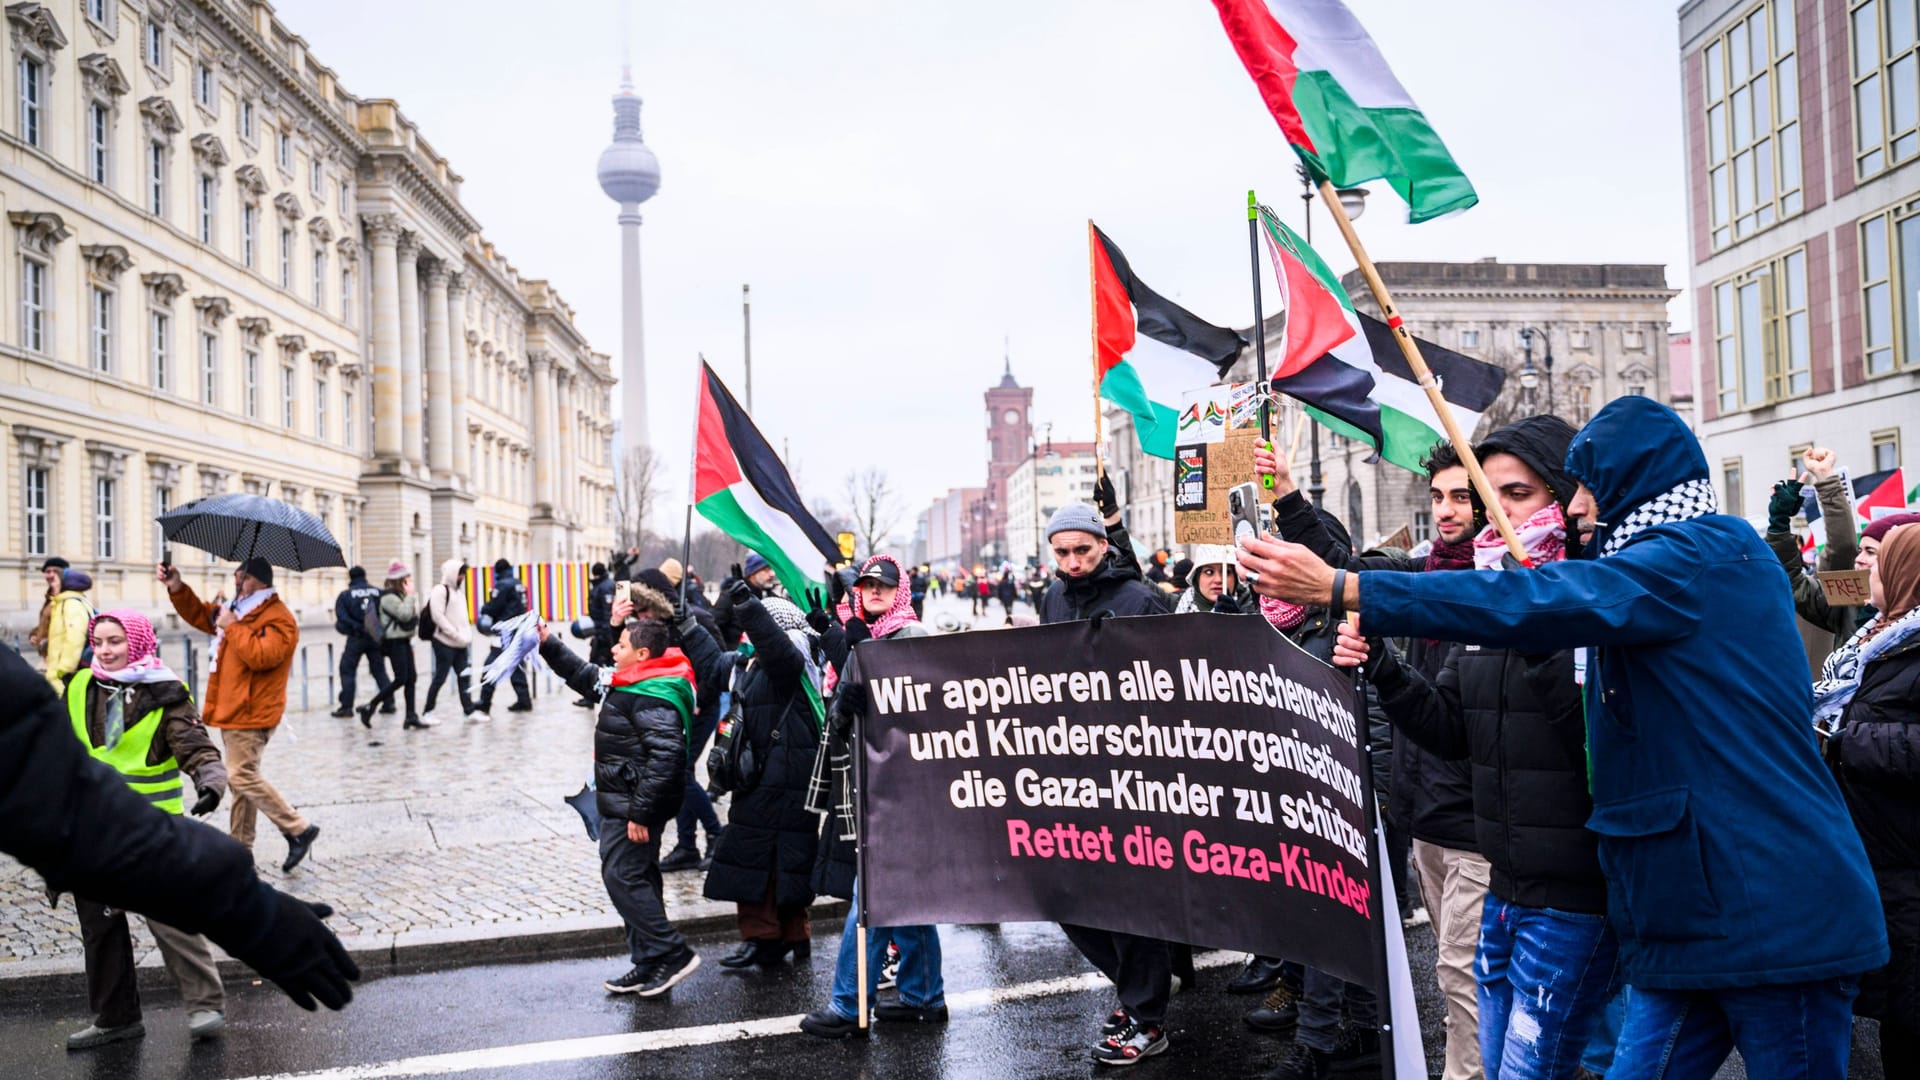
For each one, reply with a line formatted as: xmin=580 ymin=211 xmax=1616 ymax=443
xmin=840 ymin=467 xmax=906 ymax=561
xmin=614 ymin=446 xmax=664 ymax=553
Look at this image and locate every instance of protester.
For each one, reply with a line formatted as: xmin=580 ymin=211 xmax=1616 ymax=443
xmin=27 ymin=555 xmax=68 ymax=659
xmin=356 ymin=562 xmax=427 ymax=730
xmin=703 ymin=584 xmax=823 ymax=969
xmin=62 ymin=610 xmax=230 ymax=1049
xmin=477 ymin=559 xmax=533 ymax=714
xmin=1778 ymin=503 xmax=1920 ymax=646
xmin=1813 ymin=523 xmax=1920 ymax=1077
xmin=535 ymin=609 xmax=702 ymax=997
xmin=330 ymin=566 xmax=393 ymax=719
xmin=637 ymin=566 xmax=725 ymax=873
xmin=42 ymin=567 xmax=94 ymax=690
xmin=161 ymin=558 xmax=320 ymax=872
xmin=1330 ymin=416 xmax=1620 ymax=1079
xmin=1763 ymin=446 xmax=1865 ymax=645
xmin=714 ymin=554 xmax=778 ymax=646
xmin=0 ymin=648 xmax=359 ymax=1014
xmin=1239 ymin=397 xmax=1888 ymax=1078
xmin=801 ymin=554 xmax=947 ymax=1039
xmin=1172 ymin=545 xmax=1245 ymax=613
xmin=909 ymin=565 xmax=929 ymax=619
xmin=420 ymin=558 xmax=477 ymax=721
xmin=997 ymin=570 xmax=1016 ymax=617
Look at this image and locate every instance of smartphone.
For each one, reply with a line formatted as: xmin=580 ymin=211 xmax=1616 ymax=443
xmin=162 ymin=547 xmax=172 ymax=569
xmin=615 ymin=581 xmax=632 ymax=606
xmin=1229 ymin=482 xmax=1262 ymax=583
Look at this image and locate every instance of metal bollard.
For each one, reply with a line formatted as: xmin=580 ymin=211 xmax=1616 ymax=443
xmin=327 ymin=641 xmax=336 ymax=702
xmin=299 ymin=645 xmax=309 ymax=712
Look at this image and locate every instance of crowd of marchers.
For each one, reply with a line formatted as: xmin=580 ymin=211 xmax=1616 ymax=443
xmin=6 ymin=394 xmax=1916 ymax=1079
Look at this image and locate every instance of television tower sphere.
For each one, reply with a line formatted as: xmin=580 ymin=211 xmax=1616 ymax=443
xmin=597 ymin=69 xmax=660 ymax=206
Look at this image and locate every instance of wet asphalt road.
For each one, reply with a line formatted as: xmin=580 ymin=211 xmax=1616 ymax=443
xmin=0 ymin=916 xmax=1882 ymax=1079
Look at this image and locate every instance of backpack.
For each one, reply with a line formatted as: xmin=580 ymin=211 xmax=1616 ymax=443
xmin=417 ymin=592 xmax=438 ymax=641
xmin=362 ymin=594 xmax=384 ymax=640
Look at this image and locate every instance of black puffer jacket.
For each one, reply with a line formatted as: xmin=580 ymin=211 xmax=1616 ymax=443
xmin=1037 ymin=552 xmax=1167 ymax=624
xmin=540 ymin=638 xmax=688 ymax=828
xmin=1828 ymin=628 xmax=1920 ymax=1023
xmin=1271 ymin=490 xmax=1476 ymax=852
xmin=703 ymin=596 xmax=822 ymax=909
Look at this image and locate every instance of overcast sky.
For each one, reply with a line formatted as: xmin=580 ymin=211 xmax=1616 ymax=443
xmin=281 ymin=0 xmax=1687 ymax=533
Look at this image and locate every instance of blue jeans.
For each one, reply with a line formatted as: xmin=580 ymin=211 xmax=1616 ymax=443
xmin=1477 ymin=897 xmax=1619 ymax=1080
xmin=673 ymin=696 xmax=724 ymax=852
xmin=1580 ymin=985 xmax=1628 ymax=1074
xmin=1609 ymin=978 xmax=1859 ymax=1080
xmin=829 ymin=880 xmax=944 ymax=1021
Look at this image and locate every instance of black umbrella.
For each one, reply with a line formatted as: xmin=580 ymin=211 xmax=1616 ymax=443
xmin=156 ymin=492 xmax=345 ymax=570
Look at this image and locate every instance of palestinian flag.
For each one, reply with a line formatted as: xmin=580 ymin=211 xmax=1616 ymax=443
xmin=694 ymin=362 xmax=840 ymax=604
xmin=1092 ymin=222 xmax=1247 ymax=459
xmin=609 ymin=652 xmax=697 ymax=741
xmin=1854 ymin=467 xmax=1909 ymax=521
xmin=1260 ymin=208 xmax=1503 ymax=473
xmin=1212 ymin=0 xmax=1476 ymax=223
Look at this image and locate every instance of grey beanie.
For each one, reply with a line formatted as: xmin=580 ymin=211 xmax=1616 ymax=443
xmin=1046 ymin=504 xmax=1106 ymax=542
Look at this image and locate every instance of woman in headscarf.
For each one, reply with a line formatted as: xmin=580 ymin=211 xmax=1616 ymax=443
xmin=61 ymin=610 xmax=230 ymax=1049
xmin=702 ymin=577 xmax=824 ymax=970
xmin=1173 ymin=545 xmax=1247 ymax=614
xmin=1816 ymin=523 xmax=1920 ymax=1078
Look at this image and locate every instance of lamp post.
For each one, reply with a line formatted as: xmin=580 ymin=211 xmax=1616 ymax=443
xmin=1518 ymin=353 xmax=1539 ymax=409
xmin=1518 ymin=326 xmax=1554 ymax=415
xmin=1295 ymin=166 xmax=1368 ymax=504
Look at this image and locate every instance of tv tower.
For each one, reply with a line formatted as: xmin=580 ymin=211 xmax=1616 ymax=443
xmin=596 ymin=57 xmax=660 ymax=452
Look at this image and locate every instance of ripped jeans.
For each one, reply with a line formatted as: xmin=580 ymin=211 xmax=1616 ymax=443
xmin=1477 ymin=895 xmax=1620 ymax=1080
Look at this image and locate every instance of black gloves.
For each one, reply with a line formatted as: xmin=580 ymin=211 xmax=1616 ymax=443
xmin=843 ymin=617 xmax=872 ymax=647
xmin=191 ymin=786 xmax=222 ymax=816
xmin=1210 ymin=595 xmax=1242 ymax=615
xmin=728 ymin=562 xmax=744 ymax=583
xmin=228 ymin=888 xmax=361 ymax=1012
xmin=1093 ymin=471 xmax=1121 ymax=523
xmin=1766 ymin=478 xmax=1805 ymax=534
xmin=727 ymin=578 xmax=754 ymax=607
xmin=805 ymin=604 xmax=832 ymax=635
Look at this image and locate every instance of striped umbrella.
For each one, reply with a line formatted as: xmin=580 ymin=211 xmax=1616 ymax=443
xmin=156 ymin=493 xmax=345 ymax=570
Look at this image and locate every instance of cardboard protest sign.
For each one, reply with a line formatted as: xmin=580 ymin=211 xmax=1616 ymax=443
xmin=1817 ymin=569 xmax=1873 ymax=606
xmin=856 ymin=613 xmax=1382 ymax=988
xmin=1175 ymin=383 xmax=1265 ymax=545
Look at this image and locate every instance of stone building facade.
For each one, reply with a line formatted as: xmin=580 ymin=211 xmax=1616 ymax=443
xmin=0 ymin=0 xmax=614 ymax=631
xmin=1003 ymin=439 xmax=1097 ymax=567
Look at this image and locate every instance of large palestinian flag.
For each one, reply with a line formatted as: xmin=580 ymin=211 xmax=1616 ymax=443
xmin=693 ymin=362 xmax=840 ymax=604
xmin=1212 ymin=0 xmax=1476 ymax=223
xmin=1260 ymin=207 xmax=1504 ymax=473
xmin=1091 ymin=222 xmax=1247 ymax=459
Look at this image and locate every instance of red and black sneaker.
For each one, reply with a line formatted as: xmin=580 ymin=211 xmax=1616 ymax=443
xmin=1099 ymin=1008 xmax=1132 ymax=1041
xmin=1092 ymin=1022 xmax=1167 ymax=1067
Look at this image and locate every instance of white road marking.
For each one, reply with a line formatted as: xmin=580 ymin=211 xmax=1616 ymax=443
xmin=232 ymin=951 xmax=1238 ymax=1080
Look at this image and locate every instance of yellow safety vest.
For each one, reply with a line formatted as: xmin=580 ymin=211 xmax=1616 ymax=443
xmin=66 ymin=669 xmax=185 ymax=815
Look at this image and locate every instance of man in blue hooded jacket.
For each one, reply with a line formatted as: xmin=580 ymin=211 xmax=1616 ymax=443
xmin=1237 ymin=397 xmax=1886 ymax=1080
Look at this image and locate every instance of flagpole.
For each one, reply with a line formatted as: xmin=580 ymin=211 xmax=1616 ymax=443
xmin=1246 ymin=191 xmax=1274 ymax=491
xmin=1312 ymin=181 xmax=1529 ymax=563
xmin=1087 ymin=221 xmax=1105 ymax=478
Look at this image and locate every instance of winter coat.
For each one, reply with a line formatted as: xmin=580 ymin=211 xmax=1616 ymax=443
xmin=70 ymin=670 xmax=228 ymax=800
xmin=1368 ymin=638 xmax=1603 ymax=914
xmin=812 ymin=621 xmax=930 ymax=902
xmin=377 ymin=591 xmax=418 ymax=642
xmin=540 ymin=638 xmax=689 ymax=829
xmin=169 ymin=583 xmax=298 ymax=731
xmin=334 ymin=579 xmax=383 ymax=640
xmin=1765 ymin=471 xmax=1864 ymax=645
xmin=1827 ymin=628 xmax=1920 ymax=1022
xmin=0 ymin=647 xmax=292 ymax=962
xmin=1359 ymin=396 xmax=1887 ymax=990
xmin=703 ymin=595 xmax=823 ymax=909
xmin=589 ymin=576 xmax=615 ymax=634
xmin=426 ymin=559 xmax=474 ymax=649
xmin=1271 ymin=490 xmax=1477 ymax=853
xmin=481 ymin=572 xmax=527 ymax=624
xmin=1036 ymin=551 xmax=1168 ymax=625
xmin=43 ymin=589 xmax=93 ymax=690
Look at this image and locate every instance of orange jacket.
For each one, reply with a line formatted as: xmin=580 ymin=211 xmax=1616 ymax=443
xmin=169 ymin=583 xmax=298 ymax=730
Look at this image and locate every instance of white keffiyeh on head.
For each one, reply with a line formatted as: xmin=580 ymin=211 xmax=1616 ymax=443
xmin=1598 ymin=479 xmax=1719 ymax=557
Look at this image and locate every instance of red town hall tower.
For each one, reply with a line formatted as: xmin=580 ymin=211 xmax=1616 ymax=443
xmin=982 ymin=361 xmax=1033 ymax=562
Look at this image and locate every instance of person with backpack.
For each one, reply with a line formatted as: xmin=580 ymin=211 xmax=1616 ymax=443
xmin=330 ymin=567 xmax=392 ymax=719
xmin=478 ymin=559 xmax=533 ymax=715
xmin=355 ymin=562 xmax=427 ymax=730
xmin=44 ymin=568 xmax=95 ymax=690
xmin=420 ymin=559 xmax=477 ymax=722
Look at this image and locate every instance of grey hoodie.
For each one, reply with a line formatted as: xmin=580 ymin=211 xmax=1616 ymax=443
xmin=427 ymin=558 xmax=474 ymax=649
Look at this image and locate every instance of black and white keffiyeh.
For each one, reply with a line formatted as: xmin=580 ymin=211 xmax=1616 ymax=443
xmin=1598 ymin=479 xmax=1719 ymax=557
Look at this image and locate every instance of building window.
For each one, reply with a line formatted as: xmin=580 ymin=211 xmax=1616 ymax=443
xmin=340 ymin=266 xmax=353 ymax=324
xmin=1723 ymin=458 xmax=1746 ymax=518
xmin=1860 ymin=203 xmax=1920 ymax=375
xmin=314 ymin=376 xmax=327 ymax=437
xmin=20 ymin=256 xmax=47 ymax=352
xmin=1873 ymin=428 xmax=1903 ymax=472
xmin=86 ymin=0 xmax=108 ymax=24
xmin=1852 ymin=0 xmax=1920 ymax=177
xmin=1412 ymin=510 xmax=1433 ymax=543
xmin=1458 ymin=328 xmax=1480 ymax=349
xmin=243 ymin=348 xmax=259 ymax=418
xmin=1712 ymin=247 xmax=1809 ymax=411
xmin=276 ymin=128 xmax=292 ymax=171
xmin=87 ymin=102 xmax=111 ymax=183
xmin=194 ymin=62 xmax=215 ymax=110
xmin=338 ymin=179 xmax=350 ymax=215
xmin=149 ymin=310 xmax=170 ymax=390
xmin=90 ymin=286 xmax=114 ymax=372
xmin=309 ymin=158 xmax=323 ymax=195
xmin=144 ymin=19 xmax=165 ymax=67
xmin=1569 ymin=328 xmax=1592 ymax=350
xmin=94 ymin=476 xmax=116 ymax=559
xmin=153 ymin=484 xmax=172 ymax=560
xmin=1624 ymin=329 xmax=1647 ymax=351
xmin=24 ymin=465 xmax=48 ymax=558
xmin=17 ymin=55 xmax=42 ymax=148
xmin=239 ymin=98 xmax=254 ymax=142
xmin=196 ymin=173 xmax=215 ymax=244
xmin=199 ymin=331 xmax=218 ymax=405
xmin=147 ymin=141 xmax=166 ymax=216
xmin=281 ymin=361 xmax=295 ymax=429
xmin=241 ymin=203 xmax=257 ymax=268
xmin=1703 ymin=1 xmax=1801 ymax=247
xmin=311 ymin=249 xmax=325 ymax=308
xmin=279 ymin=227 xmax=293 ymax=288
xmin=343 ymin=386 xmax=355 ymax=449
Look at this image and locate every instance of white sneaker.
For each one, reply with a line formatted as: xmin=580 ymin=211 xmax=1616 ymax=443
xmin=1402 ymin=906 xmax=1431 ymax=929
xmin=467 ymin=709 xmax=490 ymax=723
xmin=187 ymin=1010 xmax=225 ymax=1040
xmin=420 ymin=708 xmax=437 ymax=723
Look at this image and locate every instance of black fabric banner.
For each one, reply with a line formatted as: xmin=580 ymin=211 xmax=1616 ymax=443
xmin=857 ymin=612 xmax=1382 ymax=988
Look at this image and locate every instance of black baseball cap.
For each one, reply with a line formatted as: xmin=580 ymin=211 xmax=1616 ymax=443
xmin=856 ymin=560 xmax=901 ymax=587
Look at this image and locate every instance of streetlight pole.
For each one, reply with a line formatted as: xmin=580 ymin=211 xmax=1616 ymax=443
xmin=1518 ymin=326 xmax=1553 ymax=416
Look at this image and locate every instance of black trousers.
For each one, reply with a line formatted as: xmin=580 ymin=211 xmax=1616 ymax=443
xmin=1060 ymin=924 xmax=1171 ymax=1025
xmin=599 ymin=819 xmax=686 ymax=964
xmin=479 ymin=644 xmax=531 ymax=708
xmin=77 ymin=898 xmax=223 ymax=1026
xmin=361 ymin=640 xmax=417 ymax=718
xmin=422 ymin=640 xmax=475 ymax=715
xmin=337 ymin=634 xmax=391 ymax=709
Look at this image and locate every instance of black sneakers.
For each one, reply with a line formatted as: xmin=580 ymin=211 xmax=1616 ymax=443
xmin=603 ymin=964 xmax=651 ymax=994
xmin=281 ymin=825 xmax=320 ymax=873
xmin=637 ymin=949 xmax=701 ymax=996
xmin=1228 ymin=955 xmax=1288 ymax=995
xmin=873 ymin=1001 xmax=948 ymax=1023
xmin=658 ymin=847 xmax=702 ymax=873
xmin=799 ymin=1009 xmax=869 ymax=1040
xmin=1091 ymin=1020 xmax=1167 ymax=1067
xmin=877 ymin=941 xmax=900 ymax=989
xmin=1263 ymin=1027 xmax=1381 ymax=1080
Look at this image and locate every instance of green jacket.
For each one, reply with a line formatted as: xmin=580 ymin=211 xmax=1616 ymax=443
xmin=1765 ymin=472 xmax=1865 ymax=645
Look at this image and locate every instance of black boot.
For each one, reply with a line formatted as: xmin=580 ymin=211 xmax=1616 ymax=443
xmin=281 ymin=825 xmax=320 ymax=873
xmin=1245 ymin=980 xmax=1303 ymax=1034
xmin=658 ymin=846 xmax=702 ymax=873
xmin=718 ymin=939 xmax=779 ymax=970
xmin=1228 ymin=955 xmax=1288 ymax=995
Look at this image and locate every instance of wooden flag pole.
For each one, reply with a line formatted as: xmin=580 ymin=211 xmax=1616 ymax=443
xmin=1313 ymin=181 xmax=1529 ymax=563
xmin=856 ymin=922 xmax=869 ymax=1031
